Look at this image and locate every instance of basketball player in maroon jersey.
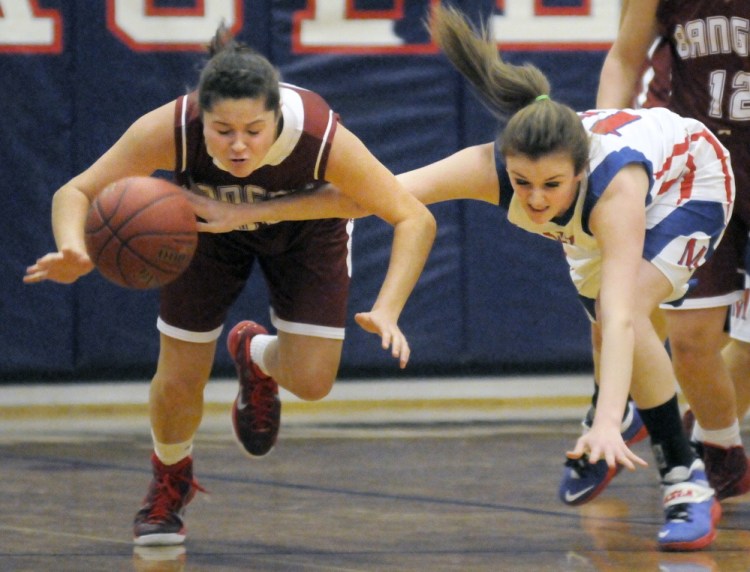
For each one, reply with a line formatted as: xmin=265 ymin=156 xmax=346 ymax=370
xmin=24 ymin=25 xmax=436 ymax=545
xmin=561 ymin=0 xmax=750 ymax=504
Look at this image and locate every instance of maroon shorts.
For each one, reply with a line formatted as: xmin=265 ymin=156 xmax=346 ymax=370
xmin=679 ymin=135 xmax=750 ymax=305
xmin=158 ymin=218 xmax=351 ymax=341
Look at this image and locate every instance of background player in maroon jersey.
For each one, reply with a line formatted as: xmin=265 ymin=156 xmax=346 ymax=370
xmin=23 ymin=25 xmax=436 ymax=545
xmin=564 ymin=0 xmax=750 ymax=504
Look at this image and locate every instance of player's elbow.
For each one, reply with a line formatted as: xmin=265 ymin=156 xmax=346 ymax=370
xmin=419 ymin=207 xmax=437 ymax=240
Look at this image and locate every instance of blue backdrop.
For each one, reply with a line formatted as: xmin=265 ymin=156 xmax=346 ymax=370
xmin=1 ymin=0 xmax=616 ymax=381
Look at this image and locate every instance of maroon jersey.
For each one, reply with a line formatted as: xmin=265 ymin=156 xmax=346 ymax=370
xmin=637 ymin=37 xmax=672 ymax=109
xmin=173 ymin=83 xmax=339 ymax=229
xmin=159 ymin=83 xmax=351 ymax=338
xmin=657 ymin=1 xmax=750 ymax=140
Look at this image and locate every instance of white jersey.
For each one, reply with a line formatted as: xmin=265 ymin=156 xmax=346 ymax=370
xmin=502 ymin=107 xmax=735 ymax=302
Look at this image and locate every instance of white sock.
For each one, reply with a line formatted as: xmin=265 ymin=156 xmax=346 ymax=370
xmin=250 ymin=334 xmax=276 ymax=376
xmin=693 ymin=419 xmax=742 ymax=448
xmin=152 ymin=430 xmax=194 ymax=465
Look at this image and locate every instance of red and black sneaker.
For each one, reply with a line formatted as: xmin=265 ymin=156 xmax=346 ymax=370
xmin=682 ymin=408 xmax=750 ymax=500
xmin=702 ymin=443 xmax=750 ymax=501
xmin=227 ymin=320 xmax=281 ymax=457
xmin=133 ymin=454 xmax=205 ymax=546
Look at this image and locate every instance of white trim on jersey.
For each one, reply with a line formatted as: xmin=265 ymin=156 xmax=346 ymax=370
xmin=662 ymin=291 xmax=742 ymax=310
xmin=259 ymin=87 xmax=305 ymax=167
xmin=345 ymin=219 xmax=354 ymax=278
xmin=270 ymin=308 xmax=345 ymax=340
xmin=180 ymin=95 xmax=188 ymax=173
xmin=315 ymin=110 xmax=335 ymax=180
xmin=156 ymin=316 xmax=224 ymax=343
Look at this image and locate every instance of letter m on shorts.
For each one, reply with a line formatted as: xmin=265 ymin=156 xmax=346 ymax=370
xmin=678 ymin=238 xmax=708 ymax=270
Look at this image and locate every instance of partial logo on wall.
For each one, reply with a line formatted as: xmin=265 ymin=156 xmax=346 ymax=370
xmin=0 ymin=0 xmax=618 ymax=55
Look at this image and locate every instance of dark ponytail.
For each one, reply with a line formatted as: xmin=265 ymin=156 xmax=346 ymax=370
xmin=198 ymin=23 xmax=281 ymax=114
xmin=430 ymin=5 xmax=589 ymax=173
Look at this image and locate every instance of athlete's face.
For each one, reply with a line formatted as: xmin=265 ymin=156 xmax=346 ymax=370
xmin=202 ymin=97 xmax=279 ymax=178
xmin=505 ymin=151 xmax=583 ymax=225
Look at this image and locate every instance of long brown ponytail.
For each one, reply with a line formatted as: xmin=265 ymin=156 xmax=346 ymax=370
xmin=430 ymin=5 xmax=589 ymax=174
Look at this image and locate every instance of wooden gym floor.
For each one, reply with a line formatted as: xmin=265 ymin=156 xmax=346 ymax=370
xmin=1 ymin=376 xmax=749 ymax=572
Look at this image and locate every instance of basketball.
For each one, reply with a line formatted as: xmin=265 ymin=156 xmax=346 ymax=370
xmin=84 ymin=176 xmax=198 ymax=289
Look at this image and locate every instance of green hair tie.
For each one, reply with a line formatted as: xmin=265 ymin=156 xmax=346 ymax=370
xmin=535 ymin=94 xmax=550 ymax=102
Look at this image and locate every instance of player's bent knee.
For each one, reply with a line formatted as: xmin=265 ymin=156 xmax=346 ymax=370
xmin=287 ymin=374 xmax=336 ymax=401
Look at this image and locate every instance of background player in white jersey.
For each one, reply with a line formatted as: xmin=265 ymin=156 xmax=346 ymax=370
xmin=564 ymin=0 xmax=750 ymax=506
xmin=185 ymin=6 xmax=733 ymax=551
xmin=23 ymin=25 xmax=436 ymax=545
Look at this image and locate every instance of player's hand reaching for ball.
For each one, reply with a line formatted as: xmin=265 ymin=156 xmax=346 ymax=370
xmin=355 ymin=310 xmax=411 ymax=369
xmin=24 ymin=247 xmax=94 ymax=284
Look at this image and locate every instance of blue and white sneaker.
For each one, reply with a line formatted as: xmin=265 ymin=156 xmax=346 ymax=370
xmin=658 ymin=459 xmax=721 ymax=552
xmin=559 ymin=400 xmax=648 ymax=506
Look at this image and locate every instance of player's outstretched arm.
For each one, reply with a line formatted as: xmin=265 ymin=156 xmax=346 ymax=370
xmin=23 ymin=184 xmax=95 ymax=284
xmin=184 ymin=142 xmax=501 ymax=233
xmin=184 ymin=184 xmax=369 ymax=233
xmin=325 ymin=124 xmax=437 ymax=368
xmin=24 ymin=102 xmax=177 ymax=285
xmin=24 ymin=247 xmax=94 ymax=284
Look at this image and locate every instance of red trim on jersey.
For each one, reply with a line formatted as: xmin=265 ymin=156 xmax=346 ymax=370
xmin=655 ymin=136 xmax=690 ymax=196
xmin=656 ymin=128 xmax=734 ymax=209
xmin=693 ymin=129 xmax=734 ymax=208
xmin=678 ymin=149 xmax=697 ymax=205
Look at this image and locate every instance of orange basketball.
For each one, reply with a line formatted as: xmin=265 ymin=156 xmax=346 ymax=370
xmin=84 ymin=176 xmax=198 ymax=289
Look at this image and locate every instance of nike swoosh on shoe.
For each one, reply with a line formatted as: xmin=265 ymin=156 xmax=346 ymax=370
xmin=236 ymin=393 xmax=248 ymax=411
xmin=564 ymin=486 xmax=595 ymax=503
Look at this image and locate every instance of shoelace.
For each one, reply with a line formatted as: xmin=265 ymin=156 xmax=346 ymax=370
xmin=145 ymin=472 xmax=206 ymax=523
xmin=664 ymin=503 xmax=691 ymax=523
xmin=250 ymin=376 xmax=277 ymax=430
